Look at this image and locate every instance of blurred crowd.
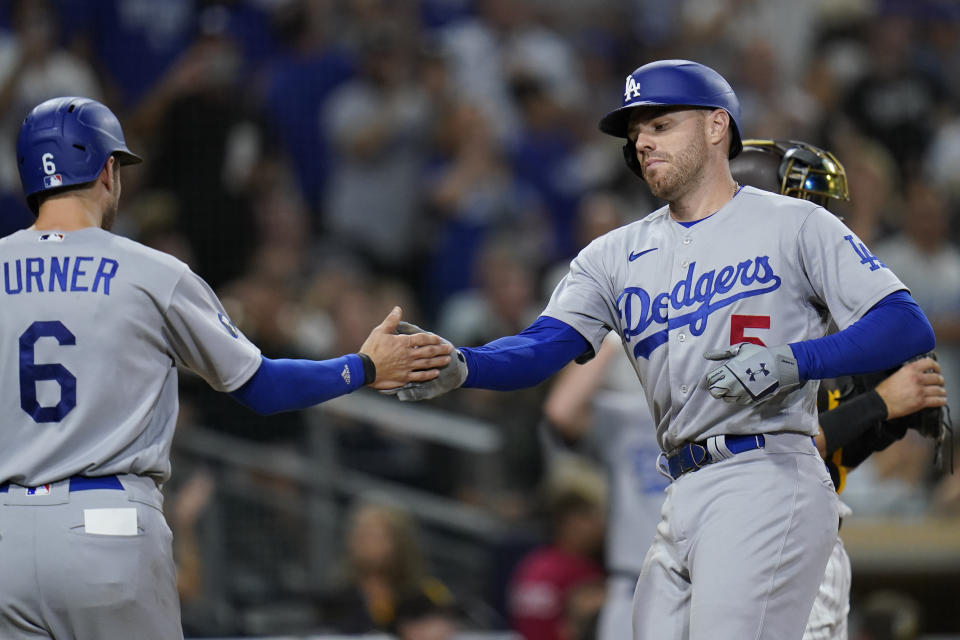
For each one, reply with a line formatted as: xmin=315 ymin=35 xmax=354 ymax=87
xmin=2 ymin=0 xmax=960 ymax=637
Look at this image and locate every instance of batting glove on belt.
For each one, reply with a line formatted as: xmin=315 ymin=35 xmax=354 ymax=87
xmin=704 ymin=343 xmax=801 ymax=405
xmin=380 ymin=321 xmax=468 ymax=402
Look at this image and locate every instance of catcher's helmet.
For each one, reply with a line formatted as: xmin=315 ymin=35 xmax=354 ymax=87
xmin=17 ymin=97 xmax=142 ymax=213
xmin=731 ymin=139 xmax=849 ymax=210
xmin=599 ymin=59 xmax=743 ymax=179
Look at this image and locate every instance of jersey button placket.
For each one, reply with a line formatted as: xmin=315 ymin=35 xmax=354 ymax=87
xmin=670 ymin=229 xmax=695 ymax=405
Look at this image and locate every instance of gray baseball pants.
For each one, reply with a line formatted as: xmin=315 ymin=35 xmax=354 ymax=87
xmin=0 ymin=474 xmax=182 ymax=639
xmin=632 ymin=433 xmax=839 ymax=640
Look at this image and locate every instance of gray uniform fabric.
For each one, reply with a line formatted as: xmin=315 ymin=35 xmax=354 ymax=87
xmin=0 ymin=227 xmax=261 ymax=486
xmin=542 ymin=186 xmax=905 ymax=452
xmin=540 ymin=187 xmax=905 ymax=639
xmin=0 ymin=475 xmax=179 ymax=639
xmin=0 ymin=227 xmax=262 ymax=639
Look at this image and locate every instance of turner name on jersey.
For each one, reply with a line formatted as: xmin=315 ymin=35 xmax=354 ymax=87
xmin=3 ymin=256 xmax=119 ymax=295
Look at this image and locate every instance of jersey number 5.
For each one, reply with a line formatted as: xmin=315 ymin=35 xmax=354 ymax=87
xmin=730 ymin=314 xmax=770 ymax=346
xmin=19 ymin=321 xmax=77 ymax=423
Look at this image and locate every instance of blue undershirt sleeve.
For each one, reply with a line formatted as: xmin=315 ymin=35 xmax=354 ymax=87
xmin=460 ymin=316 xmax=593 ymax=390
xmin=229 ymin=354 xmax=366 ymax=415
xmin=789 ymin=290 xmax=935 ymax=380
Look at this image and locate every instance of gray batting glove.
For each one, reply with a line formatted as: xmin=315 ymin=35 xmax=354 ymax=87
xmin=392 ymin=349 xmax=469 ymax=401
xmin=380 ymin=322 xmax=469 ymax=401
xmin=704 ymin=343 xmax=801 ymax=405
xmin=395 ymin=320 xmax=426 ymax=335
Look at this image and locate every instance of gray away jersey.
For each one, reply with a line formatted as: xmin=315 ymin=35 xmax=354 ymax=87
xmin=543 ymin=186 xmax=906 ymax=453
xmin=0 ymin=228 xmax=261 ymax=486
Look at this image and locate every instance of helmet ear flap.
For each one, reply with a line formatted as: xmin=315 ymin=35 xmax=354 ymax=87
xmin=622 ymin=140 xmax=644 ymax=179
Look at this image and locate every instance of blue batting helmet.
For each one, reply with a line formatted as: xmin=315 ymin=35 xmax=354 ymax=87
xmin=17 ymin=97 xmax=142 ymax=211
xmin=599 ymin=59 xmax=743 ymax=168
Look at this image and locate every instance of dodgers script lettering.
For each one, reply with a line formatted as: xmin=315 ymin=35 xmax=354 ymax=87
xmin=617 ymin=256 xmax=782 ymax=359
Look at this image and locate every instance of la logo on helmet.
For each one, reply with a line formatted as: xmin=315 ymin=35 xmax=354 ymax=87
xmin=624 ymin=76 xmax=642 ymax=101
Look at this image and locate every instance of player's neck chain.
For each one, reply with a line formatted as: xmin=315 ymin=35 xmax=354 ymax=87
xmin=707 ymin=181 xmax=741 ymax=219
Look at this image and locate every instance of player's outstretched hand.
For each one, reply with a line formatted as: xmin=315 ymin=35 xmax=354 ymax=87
xmin=704 ymin=342 xmax=801 ymax=405
xmin=874 ymin=356 xmax=947 ymax=419
xmin=379 ymin=322 xmax=468 ymax=401
xmin=359 ymin=307 xmax=453 ymax=390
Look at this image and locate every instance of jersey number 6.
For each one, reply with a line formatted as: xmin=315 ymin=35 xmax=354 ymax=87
xmin=19 ymin=321 xmax=77 ymax=423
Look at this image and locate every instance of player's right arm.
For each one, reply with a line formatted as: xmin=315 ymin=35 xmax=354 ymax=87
xmin=229 ymin=307 xmax=452 ymax=414
xmin=163 ymin=269 xmax=450 ymax=414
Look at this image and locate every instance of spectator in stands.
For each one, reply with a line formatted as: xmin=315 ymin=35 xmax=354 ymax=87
xmin=131 ymin=16 xmax=268 ymax=290
xmin=559 ymin=579 xmax=606 ymax=640
xmin=260 ymin=0 xmax=355 ymax=212
xmin=321 ymin=23 xmax=432 ymax=287
xmin=434 ymin=237 xmax=548 ymax=511
xmin=507 ymin=464 xmax=606 ymax=640
xmin=0 ymin=0 xmax=102 ymax=236
xmin=842 ymin=11 xmax=946 ymax=183
xmin=315 ymin=500 xmax=454 ymax=635
xmin=167 ymin=466 xmax=217 ymax=637
xmin=394 ymin=592 xmax=462 ymax=640
xmin=875 ymin=181 xmax=960 ymax=413
xmin=423 ymin=101 xmax=545 ymax=314
xmin=508 ymin=75 xmax=584 ymax=262
xmin=56 ymin=0 xmax=196 ymax=110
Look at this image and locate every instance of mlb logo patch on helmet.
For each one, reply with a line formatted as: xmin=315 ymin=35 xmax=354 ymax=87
xmin=43 ymin=174 xmax=63 ymax=189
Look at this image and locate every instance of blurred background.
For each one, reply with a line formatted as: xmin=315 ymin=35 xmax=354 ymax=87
xmin=1 ymin=0 xmax=958 ymax=638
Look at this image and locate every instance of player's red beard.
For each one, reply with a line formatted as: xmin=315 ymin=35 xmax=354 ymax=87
xmin=643 ymin=126 xmax=708 ymax=201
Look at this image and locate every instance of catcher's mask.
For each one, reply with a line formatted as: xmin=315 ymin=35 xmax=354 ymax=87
xmin=731 ymin=139 xmax=849 ymax=210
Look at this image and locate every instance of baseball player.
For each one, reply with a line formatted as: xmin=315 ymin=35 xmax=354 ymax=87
xmin=0 ymin=96 xmax=452 ymax=640
xmin=387 ymin=60 xmax=936 ymax=639
xmin=730 ymin=138 xmax=950 ymax=640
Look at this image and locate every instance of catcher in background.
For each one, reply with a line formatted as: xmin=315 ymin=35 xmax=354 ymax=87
xmin=732 ymin=139 xmax=951 ymax=640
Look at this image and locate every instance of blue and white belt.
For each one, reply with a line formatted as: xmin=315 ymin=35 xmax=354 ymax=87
xmin=0 ymin=474 xmax=123 ymax=493
xmin=661 ymin=434 xmax=766 ymax=480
